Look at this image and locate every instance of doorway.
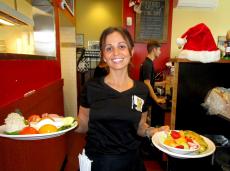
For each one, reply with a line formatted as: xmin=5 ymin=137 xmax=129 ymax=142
xmin=75 ymin=0 xmax=123 ymax=109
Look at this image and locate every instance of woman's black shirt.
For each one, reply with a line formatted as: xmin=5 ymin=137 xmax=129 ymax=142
xmin=80 ymin=77 xmax=149 ymax=155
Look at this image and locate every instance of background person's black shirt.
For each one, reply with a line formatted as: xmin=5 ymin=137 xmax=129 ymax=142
xmin=139 ymin=58 xmax=155 ymax=87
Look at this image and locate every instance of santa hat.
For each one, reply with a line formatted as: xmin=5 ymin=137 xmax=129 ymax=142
xmin=176 ymin=23 xmax=220 ymax=63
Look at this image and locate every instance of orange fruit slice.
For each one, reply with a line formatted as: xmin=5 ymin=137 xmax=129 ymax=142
xmin=38 ymin=124 xmax=58 ymax=134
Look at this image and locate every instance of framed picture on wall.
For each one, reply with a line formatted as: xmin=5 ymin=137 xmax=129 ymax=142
xmin=65 ymin=0 xmax=74 ymax=16
xmin=135 ymin=0 xmax=169 ymax=43
xmin=76 ymin=34 xmax=84 ymax=47
xmin=88 ymin=41 xmax=99 ymax=50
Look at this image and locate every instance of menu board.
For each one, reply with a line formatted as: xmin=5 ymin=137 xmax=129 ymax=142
xmin=135 ymin=0 xmax=169 ymax=43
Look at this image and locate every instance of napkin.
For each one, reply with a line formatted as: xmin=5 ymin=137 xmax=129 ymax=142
xmin=78 ymin=149 xmax=93 ymax=171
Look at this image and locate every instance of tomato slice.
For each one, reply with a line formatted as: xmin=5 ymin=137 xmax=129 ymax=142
xmin=19 ymin=126 xmax=39 ymax=135
xmin=185 ymin=136 xmax=193 ymax=143
xmin=170 ymin=130 xmax=181 ymax=139
xmin=175 ymin=145 xmax=184 ymax=149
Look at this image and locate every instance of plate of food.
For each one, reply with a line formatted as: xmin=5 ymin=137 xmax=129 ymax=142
xmin=0 ymin=112 xmax=78 ymax=140
xmin=152 ymin=130 xmax=216 ymax=159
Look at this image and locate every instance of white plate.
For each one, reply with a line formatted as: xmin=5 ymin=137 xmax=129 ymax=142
xmin=152 ymin=131 xmax=216 ymax=159
xmin=0 ymin=122 xmax=78 ymax=140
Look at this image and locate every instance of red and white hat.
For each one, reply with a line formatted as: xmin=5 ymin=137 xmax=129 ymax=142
xmin=176 ymin=23 xmax=220 ymax=63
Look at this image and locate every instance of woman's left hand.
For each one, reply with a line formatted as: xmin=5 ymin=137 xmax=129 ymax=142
xmin=147 ymin=125 xmax=170 ymax=138
xmin=158 ymin=125 xmax=170 ymax=132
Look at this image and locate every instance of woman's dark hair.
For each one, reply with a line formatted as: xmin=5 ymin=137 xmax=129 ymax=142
xmin=99 ymin=27 xmax=134 ymax=57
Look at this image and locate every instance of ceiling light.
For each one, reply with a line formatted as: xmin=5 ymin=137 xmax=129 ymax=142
xmin=0 ymin=18 xmax=14 ymax=25
xmin=0 ymin=2 xmax=34 ymax=26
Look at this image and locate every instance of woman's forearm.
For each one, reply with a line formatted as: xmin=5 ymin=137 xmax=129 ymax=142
xmin=75 ymin=106 xmax=89 ymax=133
xmin=75 ymin=117 xmax=88 ymax=133
xmin=137 ymin=122 xmax=150 ymax=137
xmin=137 ymin=111 xmax=170 ymax=138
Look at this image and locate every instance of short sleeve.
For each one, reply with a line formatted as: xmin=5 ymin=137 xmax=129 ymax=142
xmin=142 ymin=91 xmax=151 ymax=113
xmin=135 ymin=81 xmax=151 ymax=113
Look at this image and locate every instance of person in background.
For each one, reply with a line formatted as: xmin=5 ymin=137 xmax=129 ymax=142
xmin=75 ymin=27 xmax=169 ymax=171
xmin=93 ymin=59 xmax=108 ymax=78
xmin=139 ymin=40 xmax=166 ymax=127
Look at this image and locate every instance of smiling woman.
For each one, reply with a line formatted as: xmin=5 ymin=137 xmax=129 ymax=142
xmin=0 ymin=0 xmax=56 ymax=58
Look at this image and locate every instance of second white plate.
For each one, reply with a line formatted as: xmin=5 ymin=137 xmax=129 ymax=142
xmin=0 ymin=121 xmax=78 ymax=140
xmin=152 ymin=131 xmax=216 ymax=159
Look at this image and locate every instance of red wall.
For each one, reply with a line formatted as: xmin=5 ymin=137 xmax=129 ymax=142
xmin=0 ymin=1 xmax=66 ymax=109
xmin=0 ymin=2 xmax=75 ymax=171
xmin=0 ymin=59 xmax=61 ymax=107
xmin=123 ymin=0 xmax=173 ymax=80
xmin=0 ymin=79 xmax=65 ymax=171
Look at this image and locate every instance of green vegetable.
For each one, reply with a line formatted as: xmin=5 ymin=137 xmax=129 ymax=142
xmin=58 ymin=125 xmax=72 ymax=131
xmin=4 ymin=131 xmax=20 ymax=135
xmin=181 ymin=142 xmax=189 ymax=149
xmin=62 ymin=117 xmax=75 ymax=126
xmin=24 ymin=119 xmax=29 ymax=125
xmin=57 ymin=117 xmax=76 ymax=131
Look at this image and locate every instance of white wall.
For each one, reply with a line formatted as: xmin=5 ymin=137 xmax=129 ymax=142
xmin=60 ymin=26 xmax=77 ymax=117
xmin=171 ymin=0 xmax=230 ymax=58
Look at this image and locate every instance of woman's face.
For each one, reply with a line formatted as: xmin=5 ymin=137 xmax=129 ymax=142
xmin=102 ymin=31 xmax=133 ymax=71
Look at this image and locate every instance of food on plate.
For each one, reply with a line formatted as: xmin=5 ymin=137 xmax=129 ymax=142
xmin=62 ymin=116 xmax=75 ymax=126
xmin=4 ymin=113 xmax=27 ymax=134
xmin=58 ymin=116 xmax=75 ymax=130
xmin=29 ymin=115 xmax=75 ymax=130
xmin=183 ymin=130 xmax=208 ymax=153
xmin=1 ymin=112 xmax=76 ymax=135
xmin=62 ymin=116 xmax=75 ymax=125
xmin=27 ymin=114 xmax=41 ymax=122
xmin=41 ymin=113 xmax=62 ymax=119
xmin=30 ymin=117 xmax=57 ymax=130
xmin=163 ymin=130 xmax=199 ymax=150
xmin=38 ymin=124 xmax=58 ymax=134
xmin=19 ymin=126 xmax=39 ymax=135
xmin=163 ymin=130 xmax=208 ymax=154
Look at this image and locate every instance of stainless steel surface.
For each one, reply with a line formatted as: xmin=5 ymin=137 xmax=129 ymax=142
xmin=0 ymin=0 xmax=56 ymax=58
